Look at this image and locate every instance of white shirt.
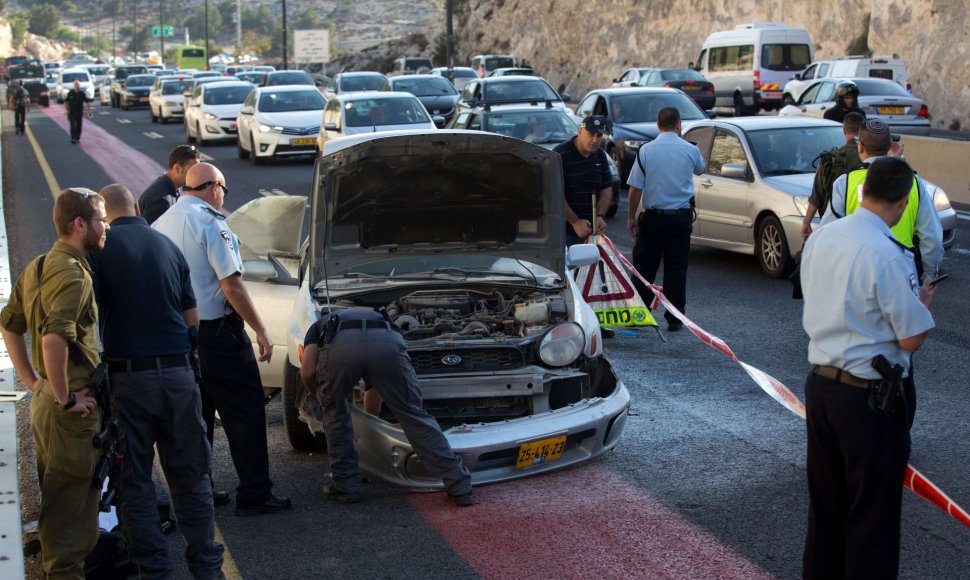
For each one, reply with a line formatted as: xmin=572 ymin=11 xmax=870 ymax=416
xmin=802 ymin=207 xmax=934 ymax=379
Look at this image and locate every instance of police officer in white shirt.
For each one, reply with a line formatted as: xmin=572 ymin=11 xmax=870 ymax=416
xmin=800 ymin=157 xmax=937 ymax=579
xmin=154 ymin=162 xmax=292 ymax=517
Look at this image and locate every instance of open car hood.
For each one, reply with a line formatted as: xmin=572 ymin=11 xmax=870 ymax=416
xmin=311 ymin=130 xmax=566 ymax=282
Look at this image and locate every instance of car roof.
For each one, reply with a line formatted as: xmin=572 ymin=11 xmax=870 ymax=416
xmin=127 ymin=74 xmax=156 ymax=80
xmin=200 ymin=80 xmax=254 ymax=90
xmin=338 ymin=71 xmax=385 ymax=78
xmin=476 ymin=104 xmax=572 ymax=115
xmin=689 ymin=116 xmax=842 ymax=132
xmin=587 ymin=87 xmax=685 ymax=96
xmin=477 ymin=75 xmax=547 ymax=84
xmin=267 ymin=70 xmax=309 ymax=76
xmin=389 ymin=74 xmax=440 ymax=81
xmin=254 ymin=84 xmax=324 ymax=94
xmin=335 ymin=90 xmax=420 ymax=103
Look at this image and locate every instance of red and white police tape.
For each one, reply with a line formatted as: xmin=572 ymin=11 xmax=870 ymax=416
xmin=597 ymin=234 xmax=970 ymax=530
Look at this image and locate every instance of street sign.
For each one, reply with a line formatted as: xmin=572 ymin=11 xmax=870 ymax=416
xmin=151 ymin=26 xmax=175 ymax=38
xmin=294 ymin=29 xmax=330 ymax=63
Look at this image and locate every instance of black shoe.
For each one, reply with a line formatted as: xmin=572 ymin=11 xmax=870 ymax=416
xmin=212 ymin=490 xmax=230 ymax=507
xmin=667 ymin=320 xmax=683 ymax=332
xmin=234 ymin=494 xmax=293 ymax=516
xmin=447 ymin=492 xmax=474 ymax=507
xmin=322 ymin=483 xmax=361 ymax=504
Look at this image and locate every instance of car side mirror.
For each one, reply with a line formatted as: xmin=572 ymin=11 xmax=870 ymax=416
xmin=565 ymin=244 xmax=600 ymax=269
xmin=793 ymin=73 xmax=801 ymax=81
xmin=559 ymin=92 xmax=571 ymax=103
xmin=612 ymin=78 xmax=620 ymax=83
xmin=688 ymin=62 xmax=695 ymax=70
xmin=706 ymin=110 xmax=716 ymax=119
xmin=324 ymin=121 xmax=338 ymax=131
xmin=432 ymin=115 xmax=446 ymax=128
xmin=720 ymin=163 xmax=747 ymax=179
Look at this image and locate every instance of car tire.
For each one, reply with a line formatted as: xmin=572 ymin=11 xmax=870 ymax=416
xmin=237 ymin=136 xmax=249 ymax=159
xmin=282 ymin=358 xmax=327 ymax=452
xmin=756 ymin=215 xmax=794 ymax=278
xmin=733 ymin=93 xmax=749 ymax=117
xmin=151 ymin=108 xmax=157 ymax=123
xmin=41 ymin=97 xmax=49 ymax=107
xmin=160 ymin=115 xmax=168 ymax=124
xmin=185 ymin=121 xmax=195 ymax=143
xmin=251 ymin=134 xmax=265 ymax=165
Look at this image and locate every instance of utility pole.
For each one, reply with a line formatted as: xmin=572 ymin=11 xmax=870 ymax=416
xmin=446 ymin=0 xmax=455 ymax=82
xmin=132 ymin=0 xmax=137 ymax=57
xmin=159 ymin=0 xmax=165 ymax=64
xmin=204 ymin=0 xmax=210 ymax=70
xmin=282 ymin=0 xmax=288 ymax=70
xmin=236 ymin=0 xmax=242 ymax=56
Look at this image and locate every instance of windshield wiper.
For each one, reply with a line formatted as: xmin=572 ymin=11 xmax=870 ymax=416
xmin=762 ymin=169 xmax=806 ymax=176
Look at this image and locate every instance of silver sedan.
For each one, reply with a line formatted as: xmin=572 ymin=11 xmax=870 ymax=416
xmin=682 ymin=117 xmax=956 ymax=278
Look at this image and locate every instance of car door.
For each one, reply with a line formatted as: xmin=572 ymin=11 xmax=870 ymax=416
xmin=693 ymin=127 xmax=752 ymax=244
xmin=802 ymin=80 xmax=837 ymax=118
xmin=237 ymin=92 xmax=257 ymax=146
xmin=230 ymin=195 xmax=309 ymax=391
xmin=683 ymin=126 xmax=714 ymax=237
xmin=576 ymin=93 xmax=598 ymax=118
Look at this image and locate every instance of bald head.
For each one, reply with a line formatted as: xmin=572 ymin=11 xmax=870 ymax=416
xmin=183 ymin=162 xmax=228 ymax=210
xmin=99 ymin=184 xmax=138 ymax=221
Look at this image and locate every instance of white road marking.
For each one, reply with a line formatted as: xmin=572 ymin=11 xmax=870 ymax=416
xmin=117 ymin=118 xmax=131 ymax=124
xmin=949 ymin=248 xmax=970 ymax=256
xmin=956 ymin=211 xmax=970 ymax=222
xmin=98 ymin=111 xmax=110 ymax=116
xmin=200 ymin=153 xmax=215 ymax=161
xmin=257 ymin=188 xmax=288 ymax=197
xmin=143 ymin=132 xmax=164 ymax=139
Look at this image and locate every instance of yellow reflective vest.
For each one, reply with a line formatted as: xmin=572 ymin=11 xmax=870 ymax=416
xmin=844 ymin=167 xmax=919 ymax=247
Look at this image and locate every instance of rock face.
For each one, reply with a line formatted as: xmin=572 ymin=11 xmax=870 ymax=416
xmin=0 ymin=19 xmax=77 ymax=63
xmin=454 ymin=0 xmax=970 ymax=132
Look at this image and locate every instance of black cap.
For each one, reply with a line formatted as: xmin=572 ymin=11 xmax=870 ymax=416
xmin=580 ymin=115 xmax=610 ymax=134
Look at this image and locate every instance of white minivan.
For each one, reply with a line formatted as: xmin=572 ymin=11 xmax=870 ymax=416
xmin=827 ymin=55 xmax=909 ymax=87
xmin=691 ymin=22 xmax=813 ymax=116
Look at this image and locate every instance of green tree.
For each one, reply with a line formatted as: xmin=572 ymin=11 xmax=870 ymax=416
xmin=28 ymin=3 xmax=59 ymax=37
xmin=183 ymin=3 xmax=223 ymax=43
xmin=127 ymin=23 xmax=153 ymax=52
xmin=10 ymin=12 xmax=29 ymax=46
xmin=241 ymin=3 xmax=273 ymax=37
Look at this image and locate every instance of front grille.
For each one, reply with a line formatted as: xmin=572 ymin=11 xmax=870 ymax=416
xmin=409 ymin=347 xmax=526 ymax=374
xmin=281 ymin=126 xmax=319 ymax=135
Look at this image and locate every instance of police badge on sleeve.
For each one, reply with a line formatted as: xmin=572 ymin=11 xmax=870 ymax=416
xmin=220 ymin=229 xmax=234 ymax=251
xmin=908 ymin=272 xmax=919 ymax=297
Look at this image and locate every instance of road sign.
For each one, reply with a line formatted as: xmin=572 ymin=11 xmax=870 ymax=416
xmin=151 ymin=26 xmax=175 ymax=38
xmin=294 ymin=29 xmax=330 ymax=63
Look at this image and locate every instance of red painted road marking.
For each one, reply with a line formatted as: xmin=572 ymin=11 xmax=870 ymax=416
xmin=38 ymin=107 xmax=163 ymax=195
xmin=410 ymin=466 xmax=773 ymax=579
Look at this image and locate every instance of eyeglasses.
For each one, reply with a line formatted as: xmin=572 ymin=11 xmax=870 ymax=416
xmin=184 ymin=180 xmax=229 ymax=196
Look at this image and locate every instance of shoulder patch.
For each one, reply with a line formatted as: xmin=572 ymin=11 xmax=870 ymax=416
xmin=220 ymin=229 xmax=233 ymax=251
xmin=202 ymin=206 xmax=226 ymax=220
xmin=908 ymin=271 xmax=919 ymax=298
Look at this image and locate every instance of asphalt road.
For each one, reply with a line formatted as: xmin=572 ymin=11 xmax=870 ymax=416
xmin=3 ymin=100 xmax=970 ymax=579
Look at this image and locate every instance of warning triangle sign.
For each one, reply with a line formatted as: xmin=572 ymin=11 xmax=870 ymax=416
xmin=577 ymin=235 xmax=657 ymax=328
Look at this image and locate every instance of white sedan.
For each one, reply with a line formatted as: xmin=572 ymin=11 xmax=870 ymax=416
xmin=184 ymin=80 xmax=254 ymax=142
xmin=316 ymin=91 xmax=438 ymax=153
xmin=236 ymin=85 xmax=325 ymax=164
xmin=149 ymin=77 xmax=192 ymax=123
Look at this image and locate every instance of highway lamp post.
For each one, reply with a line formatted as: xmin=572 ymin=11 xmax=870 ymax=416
xmin=282 ymin=0 xmax=288 ymax=70
xmin=204 ymin=0 xmax=210 ymax=70
xmin=159 ymin=0 xmax=165 ymax=65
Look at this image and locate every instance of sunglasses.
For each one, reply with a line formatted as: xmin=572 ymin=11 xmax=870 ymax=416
xmin=175 ymin=145 xmax=199 ymax=164
xmin=183 ymin=180 xmax=229 ymax=196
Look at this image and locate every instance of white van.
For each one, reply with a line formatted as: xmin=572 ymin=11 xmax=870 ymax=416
xmin=469 ymin=54 xmax=518 ymax=78
xmin=692 ymin=22 xmax=813 ymax=115
xmin=828 ymin=55 xmax=909 ymax=87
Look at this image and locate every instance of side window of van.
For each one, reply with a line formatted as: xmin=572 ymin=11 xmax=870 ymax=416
xmin=709 ymin=45 xmax=754 ymax=72
xmin=818 ymin=63 xmax=830 ymax=77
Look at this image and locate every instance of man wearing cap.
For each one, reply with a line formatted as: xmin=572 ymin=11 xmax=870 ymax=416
xmin=140 ymin=144 xmax=202 ymax=224
xmin=821 ymin=118 xmax=943 ymax=282
xmin=553 ymin=115 xmax=613 ymax=246
xmin=625 ymin=107 xmax=705 ymax=332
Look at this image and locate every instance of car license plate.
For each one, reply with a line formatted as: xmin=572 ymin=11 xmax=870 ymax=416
xmin=681 ymin=85 xmax=699 ymax=91
xmin=763 ymin=91 xmax=782 ymax=99
xmin=516 ymin=434 xmax=567 ymax=468
xmin=291 ymin=137 xmax=315 ymax=145
xmin=140 ymin=97 xmax=149 ymax=102
xmin=879 ymin=106 xmax=905 ymax=115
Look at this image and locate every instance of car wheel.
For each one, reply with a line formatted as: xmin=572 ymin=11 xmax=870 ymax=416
xmin=733 ymin=93 xmax=748 ymax=117
xmin=251 ymin=134 xmax=265 ymax=165
xmin=185 ymin=120 xmax=195 ymax=143
xmin=237 ymin=135 xmax=250 ymax=159
xmin=282 ymin=358 xmax=327 ymax=452
xmin=160 ymin=115 xmax=168 ymax=124
xmin=756 ymin=215 xmax=794 ymax=278
xmin=41 ymin=97 xmax=49 ymax=107
xmin=151 ymin=108 xmax=157 ymax=123
xmin=783 ymin=93 xmax=795 ymax=106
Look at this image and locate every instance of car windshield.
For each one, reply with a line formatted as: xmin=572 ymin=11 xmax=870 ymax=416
xmin=853 ymin=79 xmax=911 ymax=97
xmin=204 ymin=86 xmax=252 ymax=105
xmin=761 ymin=44 xmax=813 ymax=72
xmin=448 ymin=69 xmax=477 ymax=78
xmin=611 ymin=93 xmax=707 ymax=123
xmin=486 ymin=111 xmax=576 ymax=143
xmin=485 ymin=57 xmax=516 ymax=70
xmin=258 ymin=89 xmax=325 ymax=112
xmin=390 ymin=76 xmax=457 ymax=96
xmin=746 ymin=126 xmax=845 ymax=175
xmin=86 ymin=66 xmax=109 ymax=75
xmin=126 ymin=76 xmax=154 ymax=87
xmin=339 ymin=74 xmax=385 ymax=92
xmin=10 ymin=65 xmax=44 ymax=79
xmin=162 ymin=80 xmax=192 ymax=95
xmin=344 ymin=97 xmax=430 ymax=127
xmin=237 ymin=72 xmax=266 ymax=84
xmin=658 ymin=69 xmax=705 ymax=82
xmin=319 ymin=255 xmax=560 ymax=287
xmin=62 ymin=72 xmax=89 ymax=83
xmin=483 ymin=80 xmax=558 ymax=102
xmin=266 ymin=72 xmax=311 ymax=86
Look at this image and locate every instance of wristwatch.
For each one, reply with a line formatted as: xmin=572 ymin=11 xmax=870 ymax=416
xmin=62 ymin=392 xmax=77 ymax=410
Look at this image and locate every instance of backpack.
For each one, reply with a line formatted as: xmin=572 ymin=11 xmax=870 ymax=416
xmin=813 ymin=145 xmax=860 ymax=216
xmin=12 ymin=87 xmax=27 ymax=108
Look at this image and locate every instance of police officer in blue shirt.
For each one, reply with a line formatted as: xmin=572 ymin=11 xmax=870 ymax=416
xmin=87 ymin=184 xmax=224 ymax=577
xmin=625 ymin=107 xmax=705 ymax=331
xmin=800 ymin=157 xmax=937 ymax=579
xmin=154 ymin=162 xmax=292 ymax=517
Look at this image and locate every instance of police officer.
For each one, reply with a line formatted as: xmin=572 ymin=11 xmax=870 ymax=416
xmin=625 ymin=107 xmax=705 ymax=332
xmin=9 ymin=79 xmax=30 ymax=134
xmin=140 ymin=144 xmax=202 ymax=224
xmin=823 ymin=80 xmax=866 ymax=123
xmin=64 ymin=79 xmax=92 ymax=144
xmin=800 ymin=157 xmax=936 ymax=579
xmin=554 ymin=115 xmax=613 ymax=246
xmin=87 ymin=184 xmax=224 ymax=578
xmin=0 ymin=188 xmax=107 ymax=579
xmin=154 ymin=163 xmax=292 ymax=517
xmin=821 ymin=119 xmax=943 ymax=281
xmin=300 ymin=308 xmax=474 ymax=506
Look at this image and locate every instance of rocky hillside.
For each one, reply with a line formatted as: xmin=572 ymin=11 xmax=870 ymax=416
xmin=454 ymin=0 xmax=969 ymax=133
xmin=0 ymin=18 xmax=77 ymax=62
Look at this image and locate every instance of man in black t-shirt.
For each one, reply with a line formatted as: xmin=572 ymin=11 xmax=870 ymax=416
xmin=64 ymin=80 xmax=92 ymax=144
xmin=140 ymin=144 xmax=202 ymax=224
xmin=553 ymin=115 xmax=613 ymax=246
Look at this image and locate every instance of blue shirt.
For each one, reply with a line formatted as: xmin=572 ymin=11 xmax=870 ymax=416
xmin=626 ymin=131 xmax=705 ymax=210
xmin=87 ymin=216 xmax=196 ymax=358
xmin=153 ymin=195 xmax=242 ymax=321
xmin=801 ymin=207 xmax=934 ymax=379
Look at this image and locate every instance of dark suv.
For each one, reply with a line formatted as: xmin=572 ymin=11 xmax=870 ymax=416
xmin=111 ymin=65 xmax=149 ymax=107
xmin=8 ymin=64 xmax=49 ymax=106
xmin=389 ymin=57 xmax=433 ymax=76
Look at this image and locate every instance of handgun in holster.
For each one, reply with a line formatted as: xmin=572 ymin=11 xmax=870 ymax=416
xmin=870 ymin=354 xmax=904 ymax=415
xmin=188 ymin=325 xmax=202 ymax=385
xmin=319 ymin=313 xmax=340 ymax=346
xmin=90 ymin=361 xmax=127 ymax=511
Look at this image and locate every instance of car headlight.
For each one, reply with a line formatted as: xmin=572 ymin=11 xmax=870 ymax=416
xmin=258 ymin=123 xmax=272 ymax=133
xmin=622 ymin=140 xmax=646 ymax=150
xmin=204 ymin=112 xmax=218 ymax=120
xmin=793 ymin=195 xmax=810 ymax=217
xmin=537 ymin=322 xmax=585 ymax=367
xmin=933 ymin=187 xmax=952 ymax=211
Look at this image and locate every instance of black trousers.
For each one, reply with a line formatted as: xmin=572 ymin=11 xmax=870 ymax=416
xmin=68 ymin=114 xmax=83 ymax=142
xmin=631 ymin=211 xmax=692 ymax=324
xmin=14 ymin=106 xmax=26 ymax=133
xmin=198 ymin=315 xmax=273 ymax=506
xmin=803 ymin=371 xmax=915 ymax=580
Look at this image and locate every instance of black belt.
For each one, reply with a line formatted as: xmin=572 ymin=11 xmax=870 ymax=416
xmin=107 ymin=354 xmax=190 ymax=374
xmin=643 ymin=208 xmax=692 ymax=216
xmin=812 ymin=365 xmax=879 ymax=390
xmin=338 ymin=320 xmax=391 ymax=332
